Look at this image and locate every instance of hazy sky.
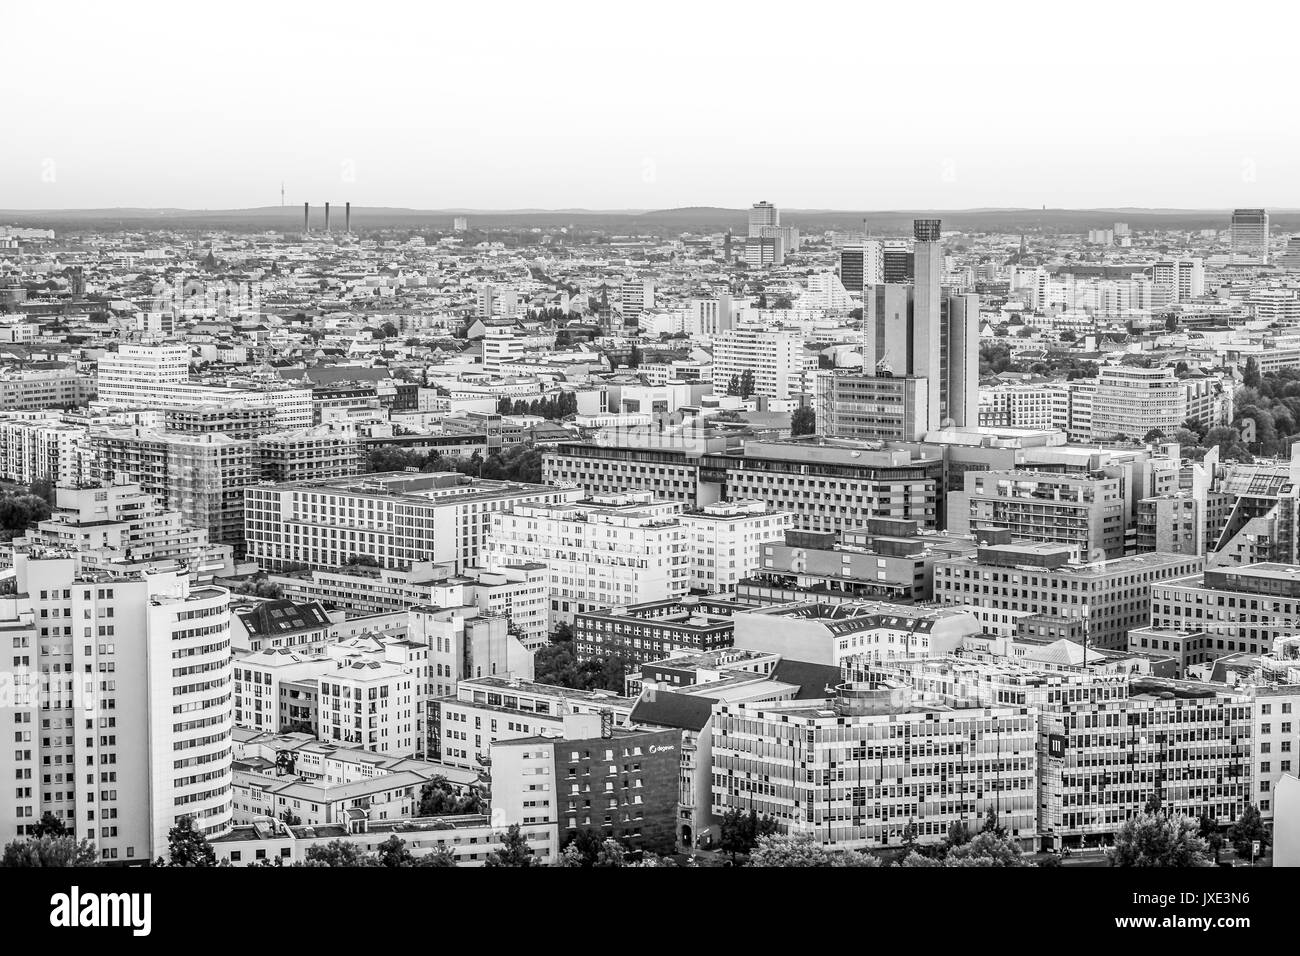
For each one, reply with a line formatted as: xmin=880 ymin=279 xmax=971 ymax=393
xmin=4 ymin=0 xmax=1297 ymax=210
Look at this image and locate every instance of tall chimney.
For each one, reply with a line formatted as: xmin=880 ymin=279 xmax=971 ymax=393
xmin=345 ymin=202 xmax=351 ymax=234
xmin=303 ymin=202 xmax=309 ymax=234
xmin=324 ymin=202 xmax=331 ymax=233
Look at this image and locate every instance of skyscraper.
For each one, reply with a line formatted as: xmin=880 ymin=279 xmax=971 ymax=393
xmin=822 ymin=219 xmax=979 ymax=439
xmin=748 ymin=201 xmax=779 ymax=237
xmin=1231 ymin=208 xmax=1270 ymax=264
xmin=839 ymin=241 xmax=883 ymax=294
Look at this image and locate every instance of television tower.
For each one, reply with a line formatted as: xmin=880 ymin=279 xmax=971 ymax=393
xmin=280 ymin=182 xmax=285 ymax=207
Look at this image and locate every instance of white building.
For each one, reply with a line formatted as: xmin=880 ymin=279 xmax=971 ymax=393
xmin=711 ymin=325 xmax=816 ymax=401
xmin=0 ymin=551 xmax=233 ymax=861
xmin=483 ymin=492 xmax=691 ymax=627
xmin=679 ymin=500 xmax=794 ymax=594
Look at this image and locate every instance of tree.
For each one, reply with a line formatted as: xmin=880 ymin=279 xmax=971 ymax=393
xmin=375 ymin=836 xmax=414 ymax=868
xmin=167 ymin=815 xmax=216 ymax=867
xmin=718 ymin=808 xmax=778 ymax=861
xmin=1243 ymin=356 xmax=1261 ymax=389
xmin=33 ymin=811 xmax=67 ymax=838
xmin=1199 ymin=814 xmax=1224 ymax=864
xmin=417 ymin=776 xmax=486 ymax=817
xmin=414 ymin=847 xmax=458 ymax=867
xmin=1 ymin=835 xmax=99 ymax=867
xmin=594 ymin=838 xmax=628 ymax=868
xmin=1110 ymin=811 xmax=1211 ymax=867
xmin=302 ymin=840 xmax=378 ymax=867
xmin=945 ymin=829 xmax=1023 ymax=867
xmin=790 ymin=405 xmax=816 ymax=436
xmin=739 ymin=368 xmax=756 ymax=400
xmin=747 ymin=832 xmax=833 ymax=866
xmin=772 ymin=295 xmax=793 ymax=310
xmin=1227 ymin=804 xmax=1269 ymax=861
xmin=1143 ymin=428 xmax=1166 ymax=443
xmin=484 ymin=824 xmax=537 ymax=867
xmin=280 ymin=809 xmax=302 ymax=827
xmin=726 ymin=374 xmax=741 ymax=397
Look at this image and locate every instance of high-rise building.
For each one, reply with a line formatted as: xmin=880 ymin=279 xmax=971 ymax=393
xmin=620 ymin=279 xmax=654 ymax=324
xmin=839 ymin=241 xmax=883 ymax=294
xmin=1090 ymin=365 xmax=1187 ymax=442
xmin=711 ymin=325 xmax=816 ymax=401
xmin=90 ymin=427 xmax=256 ymax=549
xmin=0 ymin=551 xmax=233 ymax=861
xmin=1151 ymin=258 xmax=1205 ymax=302
xmin=1230 ymin=208 xmax=1270 ymax=264
xmin=748 ymin=200 xmax=779 ymax=237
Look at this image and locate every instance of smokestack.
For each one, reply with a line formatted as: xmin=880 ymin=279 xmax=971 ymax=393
xmin=303 ymin=202 xmax=309 ymax=234
xmin=345 ymin=202 xmax=351 ymax=234
xmin=324 ymin=202 xmax=331 ymax=233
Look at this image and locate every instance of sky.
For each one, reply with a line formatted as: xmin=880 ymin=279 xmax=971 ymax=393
xmin=4 ymin=0 xmax=1298 ymax=211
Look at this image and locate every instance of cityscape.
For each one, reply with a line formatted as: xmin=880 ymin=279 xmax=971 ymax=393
xmin=0 ymin=200 xmax=1295 ymax=878
xmin=1 ymin=8 xmax=1295 ymax=941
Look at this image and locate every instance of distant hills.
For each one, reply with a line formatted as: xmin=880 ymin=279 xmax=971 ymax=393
xmin=2 ymin=205 xmax=1298 ymax=233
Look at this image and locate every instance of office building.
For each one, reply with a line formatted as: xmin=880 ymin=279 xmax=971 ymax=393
xmin=244 ymin=471 xmax=579 ymax=573
xmin=865 ymin=657 xmax=1252 ymax=848
xmin=738 ymin=520 xmax=977 ymax=606
xmin=710 ymin=683 xmax=1039 ymax=851
xmin=572 ymin=596 xmax=749 ymax=665
xmin=1151 ymin=563 xmax=1300 ymax=658
xmin=933 ymin=542 xmax=1202 ymax=649
xmin=1230 ymin=208 xmax=1270 ymax=264
xmin=1090 ymin=365 xmax=1187 ymax=442
xmin=748 ymin=201 xmax=779 ymax=237
xmin=730 ymin=600 xmax=982 ymax=666
xmin=839 ymin=241 xmax=883 ymax=294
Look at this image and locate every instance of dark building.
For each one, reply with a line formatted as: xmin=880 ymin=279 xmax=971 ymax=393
xmin=573 ymin=597 xmax=747 ymax=664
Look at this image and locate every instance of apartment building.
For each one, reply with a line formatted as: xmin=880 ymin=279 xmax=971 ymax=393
xmin=254 ymin=421 xmax=362 ymax=483
xmin=91 ymin=426 xmax=255 ymax=548
xmin=933 ymin=543 xmax=1202 ymax=649
xmin=491 ymin=714 xmax=681 ymax=862
xmin=316 ymin=656 xmax=419 ymax=757
xmin=710 ymin=325 xmax=815 ymax=401
xmin=17 ymin=477 xmax=234 ymax=580
xmin=229 ymin=599 xmax=334 ymax=654
xmin=678 ymin=499 xmax=793 ymax=594
xmin=0 ymin=413 xmax=88 ymax=486
xmin=482 ymin=492 xmax=690 ymax=628
xmin=0 ymin=551 xmax=234 ymax=861
xmin=244 ymin=471 xmax=579 ymax=573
